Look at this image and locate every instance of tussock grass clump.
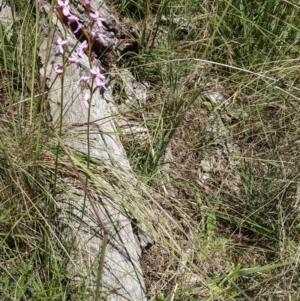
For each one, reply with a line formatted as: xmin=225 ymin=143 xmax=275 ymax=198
xmin=0 ymin=2 xmax=82 ymax=300
xmin=118 ymin=0 xmax=300 ymax=300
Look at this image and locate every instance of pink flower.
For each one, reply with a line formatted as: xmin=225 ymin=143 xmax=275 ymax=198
xmin=89 ymin=11 xmax=105 ymax=27
xmin=52 ymin=64 xmax=63 ymax=78
xmin=76 ymin=40 xmax=88 ymax=56
xmin=67 ymin=14 xmax=78 ymax=23
xmin=57 ymin=0 xmax=70 ymax=16
xmin=55 ymin=37 xmax=67 ymax=54
xmin=81 ymin=40 xmax=89 ymax=50
xmin=68 ymin=53 xmax=80 ymax=67
xmin=54 ymin=64 xmax=63 ymax=74
xmin=95 ymin=77 xmax=107 ymax=89
xmin=90 ymin=51 xmax=97 ymax=60
xmin=90 ymin=66 xmax=105 ymax=80
xmin=78 ymin=76 xmax=90 ymax=85
xmin=74 ymin=23 xmax=83 ymax=34
xmin=91 ymin=29 xmax=106 ymax=43
xmin=83 ymin=0 xmax=90 ymax=5
xmin=81 ymin=93 xmax=90 ymax=108
xmin=90 ymin=66 xmax=106 ymax=90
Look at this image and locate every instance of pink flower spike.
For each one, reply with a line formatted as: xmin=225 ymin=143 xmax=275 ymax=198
xmin=83 ymin=0 xmax=90 ymax=5
xmin=57 ymin=0 xmax=70 ymax=16
xmin=55 ymin=37 xmax=67 ymax=54
xmin=81 ymin=93 xmax=90 ymax=108
xmin=89 ymin=11 xmax=105 ymax=27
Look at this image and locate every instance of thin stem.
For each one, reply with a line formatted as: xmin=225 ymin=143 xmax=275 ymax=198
xmin=29 ymin=0 xmax=40 ymax=125
xmin=53 ymin=27 xmax=67 ymax=193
